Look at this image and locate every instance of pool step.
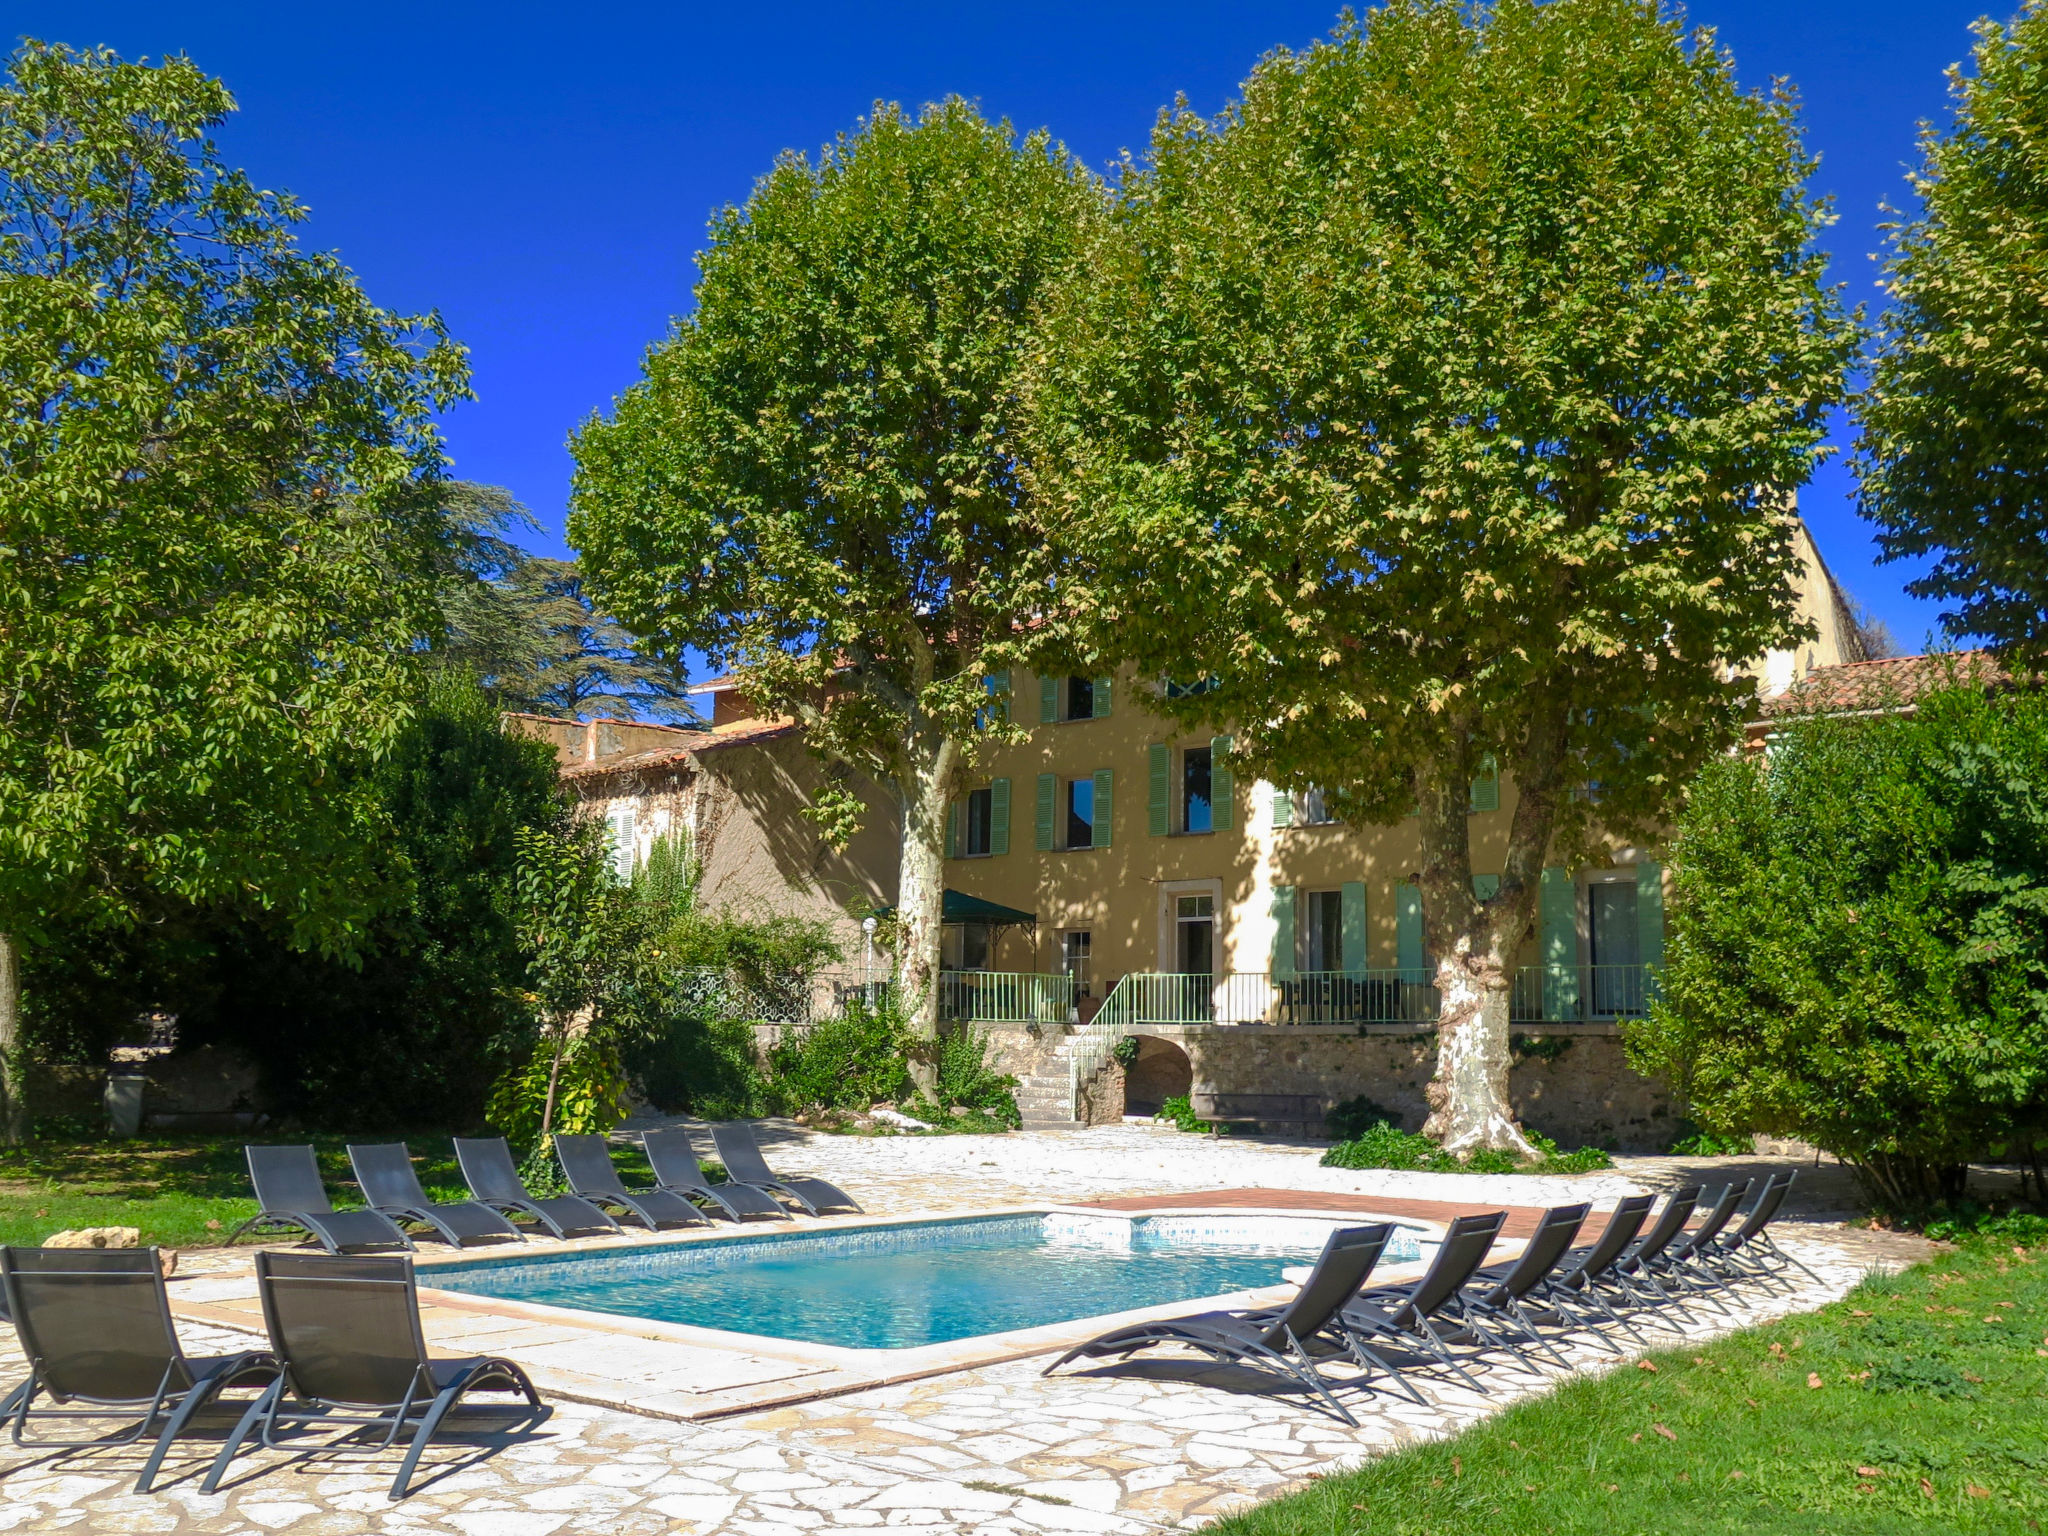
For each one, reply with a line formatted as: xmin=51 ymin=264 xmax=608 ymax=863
xmin=1014 ymin=1072 xmax=1076 ymax=1126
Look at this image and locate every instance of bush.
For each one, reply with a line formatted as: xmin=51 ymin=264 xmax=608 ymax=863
xmin=1321 ymin=1115 xmax=1613 ymax=1174
xmin=623 ymin=1009 xmax=766 ymax=1119
xmin=1629 ymin=680 xmax=2048 ymax=1211
xmin=766 ymin=992 xmax=911 ymax=1114
xmin=1668 ymin=1124 xmax=1754 ymax=1157
xmin=925 ymin=1026 xmax=1021 ymax=1128
xmin=1154 ymin=1094 xmax=1212 ymax=1133
xmin=1325 ymin=1094 xmax=1400 ymax=1142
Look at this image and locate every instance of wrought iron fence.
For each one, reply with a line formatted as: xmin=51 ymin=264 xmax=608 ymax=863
xmin=935 ymin=970 xmax=1076 ymax=1025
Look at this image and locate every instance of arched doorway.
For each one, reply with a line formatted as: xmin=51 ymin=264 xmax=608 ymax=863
xmin=1123 ymin=1035 xmax=1193 ymax=1117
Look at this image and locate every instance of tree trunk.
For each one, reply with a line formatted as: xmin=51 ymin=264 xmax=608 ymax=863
xmin=896 ymin=730 xmax=960 ymax=1098
xmin=0 ymin=931 xmax=21 ymax=1146
xmin=540 ymin=1025 xmax=568 ymax=1142
xmin=1416 ymin=721 xmax=1566 ymax=1156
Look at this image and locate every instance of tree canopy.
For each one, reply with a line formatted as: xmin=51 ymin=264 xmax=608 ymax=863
xmin=0 ymin=41 xmax=468 ymax=1132
xmin=1858 ymin=0 xmax=2048 ymax=660
xmin=569 ymin=98 xmax=1101 ymax=1060
xmin=1022 ymin=0 xmax=1856 ymax=1149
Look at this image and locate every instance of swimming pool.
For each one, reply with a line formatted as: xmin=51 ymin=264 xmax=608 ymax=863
xmin=425 ymin=1212 xmax=1428 ymax=1350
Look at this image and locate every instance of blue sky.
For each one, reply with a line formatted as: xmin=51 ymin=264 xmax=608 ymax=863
xmin=14 ymin=1 xmax=2003 ymax=661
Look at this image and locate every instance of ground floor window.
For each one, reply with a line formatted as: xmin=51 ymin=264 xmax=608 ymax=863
xmin=1302 ymin=888 xmax=1344 ymax=972
xmin=1060 ymin=929 xmax=1092 ymax=996
xmin=943 ymin=922 xmax=994 ymax=972
xmin=1588 ymin=878 xmax=1640 ymax=1013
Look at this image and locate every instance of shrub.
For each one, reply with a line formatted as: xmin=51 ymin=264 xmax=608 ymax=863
xmin=766 ymin=992 xmax=911 ymax=1114
xmin=1629 ymin=680 xmax=2048 ymax=1211
xmin=926 ymin=1026 xmax=1021 ymax=1128
xmin=1325 ymin=1094 xmax=1401 ymax=1141
xmin=1321 ymin=1116 xmax=1612 ymax=1174
xmin=1154 ymin=1094 xmax=1212 ymax=1133
xmin=1668 ymin=1125 xmax=1753 ymax=1157
xmin=485 ymin=1032 xmax=631 ymax=1155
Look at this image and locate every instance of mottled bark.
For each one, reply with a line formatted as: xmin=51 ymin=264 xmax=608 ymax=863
xmin=895 ymin=729 xmax=960 ymax=1098
xmin=0 ymin=932 xmax=20 ymax=1146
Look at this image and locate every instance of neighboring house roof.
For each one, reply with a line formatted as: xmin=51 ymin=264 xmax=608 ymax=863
xmin=557 ymin=715 xmax=801 ymax=782
xmin=1754 ymin=650 xmax=2002 ymax=724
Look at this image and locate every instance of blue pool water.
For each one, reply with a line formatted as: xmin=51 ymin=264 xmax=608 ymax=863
xmin=426 ymin=1213 xmax=1423 ymax=1350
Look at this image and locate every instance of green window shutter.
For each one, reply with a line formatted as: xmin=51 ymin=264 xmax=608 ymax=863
xmin=1396 ymin=883 xmax=1426 ymax=981
xmin=1272 ymin=786 xmax=1293 ymax=828
xmin=1147 ymin=744 xmax=1170 ymax=836
xmin=988 ymin=670 xmax=1011 ymax=725
xmin=1093 ymin=676 xmax=1112 ymax=717
xmin=1472 ymin=873 xmax=1501 ymax=901
xmin=1034 ymin=773 xmax=1057 ymax=851
xmin=1340 ymin=881 xmax=1367 ymax=977
xmin=1272 ymin=886 xmax=1298 ymax=980
xmin=1636 ymin=860 xmax=1664 ymax=971
xmin=1092 ymin=769 xmax=1114 ymax=848
xmin=1469 ymin=754 xmax=1500 ymax=814
xmin=1039 ymin=674 xmax=1059 ymax=725
xmin=945 ymin=801 xmax=960 ymax=860
xmin=1540 ymin=866 xmax=1581 ymax=1021
xmin=989 ymin=778 xmax=1011 ymax=856
xmin=1210 ymin=736 xmax=1235 ymax=832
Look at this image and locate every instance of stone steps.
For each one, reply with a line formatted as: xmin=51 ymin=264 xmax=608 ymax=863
xmin=1014 ymin=1071 xmax=1075 ymax=1127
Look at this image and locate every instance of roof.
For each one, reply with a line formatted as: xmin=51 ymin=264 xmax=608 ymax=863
xmin=872 ymin=889 xmax=1037 ymax=926
xmin=1756 ymin=650 xmax=2003 ymax=722
xmin=558 ymin=716 xmax=801 ymax=781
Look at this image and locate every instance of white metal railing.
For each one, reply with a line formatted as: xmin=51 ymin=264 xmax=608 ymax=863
xmin=936 ymin=970 xmax=1076 ymax=1025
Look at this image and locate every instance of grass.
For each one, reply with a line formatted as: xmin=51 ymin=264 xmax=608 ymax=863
xmin=0 ymin=1132 xmax=689 ymax=1248
xmin=1218 ymin=1234 xmax=2048 ymax=1535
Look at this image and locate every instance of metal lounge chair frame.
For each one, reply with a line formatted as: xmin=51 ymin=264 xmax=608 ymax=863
xmin=1642 ymin=1179 xmax=1751 ymax=1310
xmin=552 ymin=1134 xmax=711 ymax=1230
xmin=1703 ymin=1170 xmax=1814 ymax=1288
xmin=640 ymin=1128 xmax=790 ymax=1222
xmin=0 ymin=1246 xmax=278 ymax=1493
xmin=1517 ymin=1194 xmax=1656 ymax=1351
xmin=453 ymin=1138 xmax=620 ymax=1240
xmin=709 ymin=1124 xmax=862 ymax=1216
xmin=232 ymin=1145 xmax=413 ymax=1254
xmin=1042 ymin=1223 xmax=1398 ymax=1427
xmin=347 ymin=1144 xmax=524 ymax=1249
xmin=1335 ymin=1211 xmax=1510 ymax=1400
xmin=1603 ymin=1186 xmax=1703 ymax=1329
xmin=202 ymin=1251 xmax=541 ymax=1501
xmin=1455 ymin=1203 xmax=1591 ymax=1372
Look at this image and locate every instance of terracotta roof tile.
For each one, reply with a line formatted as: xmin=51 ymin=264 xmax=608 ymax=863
xmin=557 ymin=715 xmax=801 ymax=780
xmin=1757 ymin=650 xmax=2003 ymax=720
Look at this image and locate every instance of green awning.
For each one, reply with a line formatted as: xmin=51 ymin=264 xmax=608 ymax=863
xmin=873 ymin=889 xmax=1037 ymax=926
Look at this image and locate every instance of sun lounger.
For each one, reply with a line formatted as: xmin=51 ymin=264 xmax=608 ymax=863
xmin=1456 ymin=1202 xmax=1590 ymax=1371
xmin=452 ymin=1137 xmax=619 ymax=1240
xmin=1042 ymin=1223 xmax=1397 ymax=1425
xmin=0 ymin=1246 xmax=277 ymax=1493
xmin=1606 ymin=1185 xmax=1703 ymax=1327
xmin=641 ymin=1128 xmax=790 ymax=1221
xmin=710 ymin=1123 xmax=862 ymax=1215
xmin=201 ymin=1251 xmax=541 ymax=1500
xmin=552 ymin=1134 xmax=712 ymax=1230
xmin=1643 ymin=1178 xmax=1751 ymax=1310
xmin=1703 ymin=1169 xmax=1813 ymax=1286
xmin=233 ymin=1145 xmax=413 ymax=1254
xmin=1515 ymin=1193 xmax=1656 ymax=1350
xmin=1334 ymin=1211 xmax=1509 ymax=1399
xmin=348 ymin=1143 xmax=523 ymax=1249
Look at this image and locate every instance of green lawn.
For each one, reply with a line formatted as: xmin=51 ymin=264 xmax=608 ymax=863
xmin=0 ymin=1132 xmax=677 ymax=1248
xmin=1221 ymin=1235 xmax=2048 ymax=1535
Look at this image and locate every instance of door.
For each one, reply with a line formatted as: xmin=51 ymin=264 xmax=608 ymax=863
xmin=1175 ymin=894 xmax=1215 ymax=1020
xmin=1588 ymin=881 xmax=1641 ymax=1014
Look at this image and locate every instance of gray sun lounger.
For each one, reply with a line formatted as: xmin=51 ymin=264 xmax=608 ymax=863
xmin=1516 ymin=1193 xmax=1656 ymax=1350
xmin=1605 ymin=1185 xmax=1703 ymax=1327
xmin=710 ymin=1123 xmax=862 ymax=1215
xmin=1455 ymin=1202 xmax=1590 ymax=1372
xmin=202 ymin=1251 xmax=542 ymax=1500
xmin=1642 ymin=1178 xmax=1751 ymax=1311
xmin=453 ymin=1137 xmax=619 ymax=1240
xmin=553 ymin=1134 xmax=711 ymax=1230
xmin=1334 ymin=1210 xmax=1509 ymax=1400
xmin=1704 ymin=1170 xmax=1814 ymax=1287
xmin=348 ymin=1143 xmax=523 ymax=1249
xmin=1044 ymin=1223 xmax=1398 ymax=1426
xmin=641 ymin=1128 xmax=790 ymax=1221
xmin=233 ymin=1145 xmax=414 ymax=1254
xmin=0 ymin=1246 xmax=278 ymax=1493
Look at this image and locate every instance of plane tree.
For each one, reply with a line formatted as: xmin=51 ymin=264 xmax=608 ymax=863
xmin=1022 ymin=0 xmax=1856 ymax=1151
xmin=570 ymin=100 xmax=1100 ymax=1080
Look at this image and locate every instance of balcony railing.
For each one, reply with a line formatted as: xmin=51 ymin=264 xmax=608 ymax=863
xmin=936 ymin=970 xmax=1077 ymax=1025
xmin=1078 ymin=966 xmax=1657 ymax=1029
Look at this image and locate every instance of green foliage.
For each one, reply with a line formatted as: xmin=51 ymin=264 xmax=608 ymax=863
xmin=1216 ymin=1235 xmax=2048 ymax=1534
xmin=1857 ymin=1 xmax=2048 ymax=659
xmin=1321 ymin=1121 xmax=1443 ymax=1172
xmin=1321 ymin=1114 xmax=1612 ymax=1173
xmin=1922 ymin=1207 xmax=2048 ymax=1247
xmin=1153 ymin=1095 xmax=1212 ymax=1134
xmin=485 ymin=1034 xmax=630 ymax=1155
xmin=1324 ymin=1095 xmax=1400 ymax=1142
xmin=765 ymin=993 xmax=912 ymax=1115
xmin=1629 ymin=684 xmax=2048 ymax=1210
xmin=1668 ymin=1125 xmax=1756 ymax=1156
xmin=431 ymin=483 xmax=699 ymax=723
xmin=1019 ymin=0 xmax=1857 ymax=1149
xmin=925 ymin=1027 xmax=1021 ymax=1128
xmin=0 ymin=40 xmax=467 ymax=954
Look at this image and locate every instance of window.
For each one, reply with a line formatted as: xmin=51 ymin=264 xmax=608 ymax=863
xmin=1164 ymin=675 xmax=1219 ymax=699
xmin=606 ymin=805 xmax=637 ymax=880
xmin=1300 ymin=786 xmax=1334 ymax=824
xmin=1181 ymin=746 xmax=1213 ymax=833
xmin=944 ymin=922 xmax=993 ymax=971
xmin=963 ymin=786 xmax=993 ymax=857
xmin=1064 ymin=777 xmax=1094 ymax=849
xmin=1065 ymin=676 xmax=1094 ymax=720
xmin=1061 ymin=930 xmax=1092 ymax=996
xmin=1303 ymin=889 xmax=1344 ymax=973
xmin=1175 ymin=894 xmax=1216 ymax=977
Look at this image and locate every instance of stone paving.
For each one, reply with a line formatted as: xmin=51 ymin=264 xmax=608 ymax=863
xmin=0 ymin=1126 xmax=1935 ymax=1534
